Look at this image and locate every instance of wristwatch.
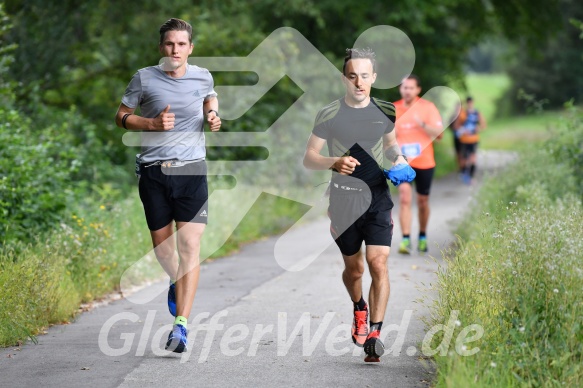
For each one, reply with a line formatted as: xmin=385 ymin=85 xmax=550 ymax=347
xmin=394 ymin=154 xmax=408 ymax=163
xmin=207 ymin=109 xmax=219 ymax=117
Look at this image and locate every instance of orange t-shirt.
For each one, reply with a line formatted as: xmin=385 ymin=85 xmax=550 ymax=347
xmin=394 ymin=97 xmax=443 ymax=169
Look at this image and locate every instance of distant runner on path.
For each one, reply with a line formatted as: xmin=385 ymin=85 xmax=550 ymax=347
xmin=393 ymin=75 xmax=443 ymax=254
xmin=454 ymin=96 xmax=487 ymax=185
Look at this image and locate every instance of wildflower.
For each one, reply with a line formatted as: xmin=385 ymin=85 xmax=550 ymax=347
xmin=455 ymin=320 xmax=461 ymax=327
xmin=519 ymin=326 xmax=525 ymax=333
xmin=490 ymin=362 xmax=497 ymax=368
xmin=100 ymin=205 xmax=105 ymax=210
xmin=553 ymin=289 xmax=559 ymax=293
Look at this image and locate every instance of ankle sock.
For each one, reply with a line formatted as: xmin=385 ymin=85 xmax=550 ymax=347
xmin=419 ymin=231 xmax=426 ymax=240
xmin=353 ymin=296 xmax=367 ymax=311
xmin=174 ymin=315 xmax=187 ymax=327
xmin=403 ymin=234 xmax=410 ymax=240
xmin=370 ymin=321 xmax=383 ymax=332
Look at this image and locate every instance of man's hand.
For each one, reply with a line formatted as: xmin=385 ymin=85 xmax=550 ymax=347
xmin=151 ymin=105 xmax=175 ymax=130
xmin=207 ymin=111 xmax=221 ymax=132
xmin=384 ymin=163 xmax=416 ymax=186
xmin=332 ymin=156 xmax=361 ymax=175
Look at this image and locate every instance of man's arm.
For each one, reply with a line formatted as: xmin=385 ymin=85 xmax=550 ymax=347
xmin=303 ymin=134 xmax=360 ymax=175
xmin=203 ymin=96 xmax=221 ymax=132
xmin=414 ymin=105 xmax=444 ymax=139
xmin=478 ymin=112 xmax=487 ymax=132
xmin=419 ymin=120 xmax=443 ymax=139
xmin=383 ymin=130 xmax=408 ymax=166
xmin=114 ymin=103 xmax=175 ymax=131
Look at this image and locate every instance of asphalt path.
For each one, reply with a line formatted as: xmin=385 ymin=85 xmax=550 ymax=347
xmin=0 ymin=151 xmax=514 ymax=388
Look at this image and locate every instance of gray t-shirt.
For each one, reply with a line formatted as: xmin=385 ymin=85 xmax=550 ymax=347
xmin=121 ymin=64 xmax=217 ymax=163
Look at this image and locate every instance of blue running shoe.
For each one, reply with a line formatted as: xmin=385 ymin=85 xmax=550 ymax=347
xmin=165 ymin=324 xmax=188 ymax=353
xmin=168 ymin=281 xmax=176 ymax=317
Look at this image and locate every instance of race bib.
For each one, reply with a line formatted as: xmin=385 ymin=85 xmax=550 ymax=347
xmin=401 ymin=143 xmax=422 ymax=158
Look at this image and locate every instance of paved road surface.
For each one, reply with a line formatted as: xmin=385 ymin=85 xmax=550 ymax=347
xmin=0 ymin=152 xmax=513 ymax=388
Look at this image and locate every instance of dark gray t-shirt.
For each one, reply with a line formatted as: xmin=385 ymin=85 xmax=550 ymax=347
xmin=121 ymin=64 xmax=217 ymax=163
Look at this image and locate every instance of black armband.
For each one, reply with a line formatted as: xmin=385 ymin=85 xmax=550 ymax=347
xmin=122 ymin=113 xmax=132 ymax=129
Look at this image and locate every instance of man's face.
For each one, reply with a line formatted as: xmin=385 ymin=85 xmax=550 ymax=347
xmin=467 ymin=100 xmax=474 ymax=110
xmin=399 ymin=78 xmax=421 ymax=103
xmin=159 ymin=30 xmax=193 ymax=70
xmin=342 ymin=58 xmax=376 ymax=103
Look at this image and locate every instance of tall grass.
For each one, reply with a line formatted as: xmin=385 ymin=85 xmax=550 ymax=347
xmin=0 ymin=186 xmax=311 ymax=347
xmin=429 ymin=107 xmax=583 ymax=386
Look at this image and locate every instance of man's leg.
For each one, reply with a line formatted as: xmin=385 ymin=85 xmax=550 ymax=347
xmin=413 ymin=167 xmax=434 ymax=252
xmin=341 ymin=248 xmax=369 ymax=347
xmin=342 ymin=250 xmax=365 ymax=303
xmin=460 ymin=144 xmax=472 ymax=184
xmin=174 ymin=222 xmax=205 ymax=319
xmin=398 ymin=183 xmax=413 ymax=253
xmin=417 ymin=194 xmax=430 ymax=236
xmin=468 ymin=145 xmax=478 ymax=181
xmin=149 ymin=222 xmax=180 ymax=280
xmin=363 ymin=244 xmax=390 ymax=361
xmin=365 ymin=245 xmax=391 ymax=323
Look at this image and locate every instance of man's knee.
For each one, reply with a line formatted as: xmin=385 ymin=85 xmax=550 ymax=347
xmin=366 ymin=250 xmax=389 ymax=277
xmin=343 ymin=252 xmax=365 ymax=278
xmin=399 ymin=189 xmax=412 ymax=207
xmin=154 ymin=243 xmax=174 ymax=261
xmin=417 ymin=194 xmax=429 ymax=208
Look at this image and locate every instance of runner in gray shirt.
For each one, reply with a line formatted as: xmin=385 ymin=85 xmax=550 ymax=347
xmin=115 ymin=18 xmax=221 ymax=354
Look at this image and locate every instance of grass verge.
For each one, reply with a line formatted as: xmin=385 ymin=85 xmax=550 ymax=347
xmin=0 ymin=185 xmax=311 ymax=347
xmin=428 ymin=106 xmax=583 ymax=386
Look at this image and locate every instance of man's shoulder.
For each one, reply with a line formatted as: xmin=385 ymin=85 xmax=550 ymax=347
xmin=136 ymin=65 xmax=162 ymax=75
xmin=417 ymin=98 xmax=437 ymax=109
xmin=187 ymin=64 xmax=212 ymax=77
xmin=314 ymin=99 xmax=342 ymax=127
xmin=371 ymin=97 xmax=396 ymax=116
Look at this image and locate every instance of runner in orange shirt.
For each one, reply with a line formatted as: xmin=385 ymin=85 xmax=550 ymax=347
xmin=393 ymin=75 xmax=443 ymax=254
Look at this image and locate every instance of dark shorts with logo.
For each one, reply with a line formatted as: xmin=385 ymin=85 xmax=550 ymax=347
xmin=328 ymin=180 xmax=394 ymax=256
xmin=138 ymin=161 xmax=208 ymax=231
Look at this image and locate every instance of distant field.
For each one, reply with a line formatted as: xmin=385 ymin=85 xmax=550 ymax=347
xmin=461 ymin=73 xmax=560 ymax=150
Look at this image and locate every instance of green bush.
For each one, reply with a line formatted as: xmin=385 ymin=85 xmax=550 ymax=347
xmin=0 ymin=104 xmax=131 ymax=245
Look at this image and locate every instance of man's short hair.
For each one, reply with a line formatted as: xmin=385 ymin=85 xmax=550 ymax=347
xmin=343 ymin=48 xmax=376 ymax=75
xmin=159 ymin=18 xmax=193 ymax=45
xmin=403 ymin=74 xmax=421 ymax=87
xmin=466 ymin=96 xmax=473 ymax=102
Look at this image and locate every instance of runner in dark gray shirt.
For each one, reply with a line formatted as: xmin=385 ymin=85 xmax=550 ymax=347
xmin=115 ymin=18 xmax=221 ymax=354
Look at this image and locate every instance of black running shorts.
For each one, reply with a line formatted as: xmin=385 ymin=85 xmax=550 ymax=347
xmin=460 ymin=142 xmax=478 ymax=159
xmin=411 ymin=167 xmax=435 ymax=196
xmin=328 ymin=181 xmax=394 ymax=256
xmin=138 ymin=161 xmax=208 ymax=231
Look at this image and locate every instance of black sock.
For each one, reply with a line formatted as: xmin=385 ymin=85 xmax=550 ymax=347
xmin=403 ymin=234 xmax=410 ymax=239
xmin=419 ymin=231 xmax=426 ymax=239
xmin=353 ymin=296 xmax=367 ymax=311
xmin=370 ymin=321 xmax=383 ymax=332
xmin=469 ymin=164 xmax=476 ymax=178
